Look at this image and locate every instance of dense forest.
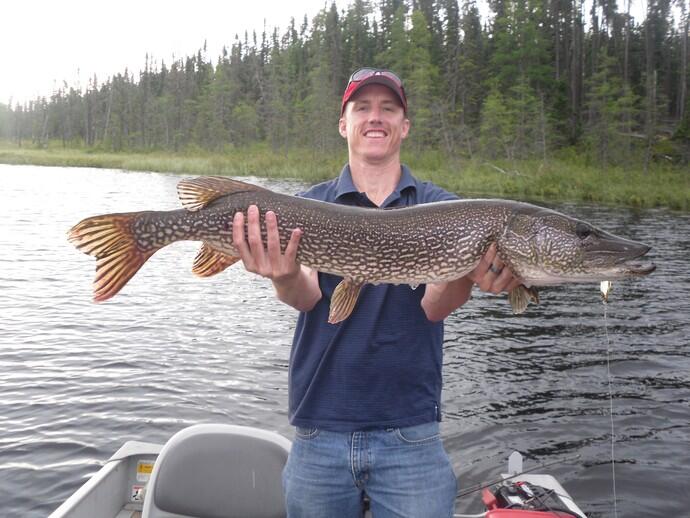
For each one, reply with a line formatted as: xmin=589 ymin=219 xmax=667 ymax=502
xmin=1 ymin=0 xmax=688 ymax=167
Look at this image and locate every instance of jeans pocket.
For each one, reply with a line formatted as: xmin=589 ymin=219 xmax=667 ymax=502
xmin=394 ymin=422 xmax=440 ymax=445
xmin=295 ymin=426 xmax=320 ymax=440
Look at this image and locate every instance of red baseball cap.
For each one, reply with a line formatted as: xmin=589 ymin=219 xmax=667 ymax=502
xmin=341 ymin=68 xmax=407 ymax=115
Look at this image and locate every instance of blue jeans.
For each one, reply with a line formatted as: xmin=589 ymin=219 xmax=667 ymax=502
xmin=282 ymin=421 xmax=457 ymax=517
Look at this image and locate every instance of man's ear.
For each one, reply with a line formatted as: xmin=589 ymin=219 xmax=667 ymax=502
xmin=401 ymin=118 xmax=411 ymax=139
xmin=338 ymin=117 xmax=348 ymax=138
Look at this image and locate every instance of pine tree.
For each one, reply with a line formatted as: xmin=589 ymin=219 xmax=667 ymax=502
xmin=458 ymin=0 xmax=485 ymax=129
xmin=585 ymin=50 xmax=641 ymax=166
xmin=376 ymin=4 xmax=409 ymax=73
xmin=479 ymin=86 xmax=515 ymax=159
xmin=406 ymin=9 xmax=442 ymax=147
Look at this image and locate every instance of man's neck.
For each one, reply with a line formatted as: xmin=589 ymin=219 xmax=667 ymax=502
xmin=349 ymin=156 xmax=402 ymax=207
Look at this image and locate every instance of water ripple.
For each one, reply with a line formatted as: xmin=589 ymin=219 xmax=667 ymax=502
xmin=0 ymin=165 xmax=688 ymax=517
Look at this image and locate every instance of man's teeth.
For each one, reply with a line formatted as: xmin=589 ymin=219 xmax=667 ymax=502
xmin=366 ymin=131 xmax=386 ymax=137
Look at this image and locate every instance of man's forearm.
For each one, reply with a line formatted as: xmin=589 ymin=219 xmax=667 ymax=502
xmin=273 ymin=266 xmax=322 ymax=312
xmin=421 ymin=277 xmax=474 ymax=322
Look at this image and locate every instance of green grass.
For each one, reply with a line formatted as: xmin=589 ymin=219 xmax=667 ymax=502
xmin=413 ymin=156 xmax=690 ymax=210
xmin=1 ymin=141 xmax=688 ymax=210
xmin=0 ymin=142 xmax=345 ymax=183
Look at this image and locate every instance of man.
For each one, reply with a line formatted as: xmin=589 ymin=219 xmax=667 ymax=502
xmin=232 ymin=68 xmax=520 ymax=517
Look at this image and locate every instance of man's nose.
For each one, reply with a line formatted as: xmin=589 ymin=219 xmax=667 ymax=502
xmin=368 ymin=105 xmax=383 ymax=121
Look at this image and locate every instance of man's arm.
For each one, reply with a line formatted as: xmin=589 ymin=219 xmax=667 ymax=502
xmin=421 ymin=243 xmax=522 ymax=322
xmin=232 ymin=205 xmax=322 ymax=312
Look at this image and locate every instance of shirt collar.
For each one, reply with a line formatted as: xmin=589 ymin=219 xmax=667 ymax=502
xmin=334 ymin=164 xmax=359 ymax=199
xmin=335 ymin=164 xmax=417 ymax=206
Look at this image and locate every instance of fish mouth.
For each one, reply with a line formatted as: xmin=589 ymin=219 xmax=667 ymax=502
xmin=613 ymin=242 xmax=655 ymax=275
xmin=584 ymin=238 xmax=656 ymax=277
xmin=619 ymin=260 xmax=656 ymax=276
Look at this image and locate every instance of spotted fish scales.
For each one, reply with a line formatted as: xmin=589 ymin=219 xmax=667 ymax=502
xmin=68 ymin=176 xmax=655 ymax=323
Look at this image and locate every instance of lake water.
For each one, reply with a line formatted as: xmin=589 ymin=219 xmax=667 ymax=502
xmin=0 ymin=164 xmax=688 ymax=517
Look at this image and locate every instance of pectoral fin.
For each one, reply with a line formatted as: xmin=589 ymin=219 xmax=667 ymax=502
xmin=329 ymin=279 xmax=364 ymax=324
xmin=192 ymin=242 xmax=240 ymax=277
xmin=508 ymin=285 xmax=540 ymax=314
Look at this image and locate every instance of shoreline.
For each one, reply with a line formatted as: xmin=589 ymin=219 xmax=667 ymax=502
xmin=1 ymin=143 xmax=687 ymax=210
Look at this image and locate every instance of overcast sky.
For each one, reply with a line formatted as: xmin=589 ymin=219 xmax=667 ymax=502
xmin=1 ymin=0 xmax=340 ymax=105
xmin=2 ymin=0 xmax=656 ymax=106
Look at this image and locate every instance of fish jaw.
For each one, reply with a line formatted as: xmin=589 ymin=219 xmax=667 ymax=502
xmin=579 ymin=230 xmax=656 ymax=279
xmin=516 ymin=245 xmax=656 ymax=286
xmin=520 ymin=262 xmax=656 ymax=286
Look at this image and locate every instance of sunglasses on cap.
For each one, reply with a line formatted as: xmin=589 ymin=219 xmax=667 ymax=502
xmin=348 ymin=68 xmax=404 ymax=87
xmin=341 ymin=68 xmax=407 ymax=115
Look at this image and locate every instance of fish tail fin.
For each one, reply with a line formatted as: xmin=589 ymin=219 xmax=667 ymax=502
xmin=68 ymin=213 xmax=156 ymax=302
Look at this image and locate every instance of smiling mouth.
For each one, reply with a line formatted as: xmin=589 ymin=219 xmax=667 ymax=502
xmin=364 ymin=130 xmax=387 ymax=138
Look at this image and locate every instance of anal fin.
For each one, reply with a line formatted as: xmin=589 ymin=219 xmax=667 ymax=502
xmin=192 ymin=242 xmax=240 ymax=277
xmin=508 ymin=285 xmax=540 ymax=314
xmin=328 ymin=279 xmax=364 ymax=324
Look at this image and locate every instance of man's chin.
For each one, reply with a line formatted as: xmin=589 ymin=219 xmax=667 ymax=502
xmin=362 ymin=143 xmax=396 ymax=158
xmin=361 ymin=152 xmax=392 ymax=163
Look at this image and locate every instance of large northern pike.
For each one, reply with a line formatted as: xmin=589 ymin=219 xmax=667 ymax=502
xmin=68 ymin=176 xmax=655 ymax=323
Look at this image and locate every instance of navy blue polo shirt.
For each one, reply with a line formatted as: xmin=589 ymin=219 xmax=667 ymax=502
xmin=288 ymin=164 xmax=459 ymax=432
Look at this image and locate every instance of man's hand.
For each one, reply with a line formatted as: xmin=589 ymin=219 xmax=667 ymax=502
xmin=232 ymin=205 xmax=321 ymax=311
xmin=232 ymin=205 xmax=302 ymax=283
xmin=422 ymin=243 xmax=521 ymax=322
xmin=467 ymin=243 xmax=522 ymax=294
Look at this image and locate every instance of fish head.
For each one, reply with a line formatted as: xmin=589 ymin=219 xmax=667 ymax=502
xmin=498 ymin=207 xmax=656 ymax=285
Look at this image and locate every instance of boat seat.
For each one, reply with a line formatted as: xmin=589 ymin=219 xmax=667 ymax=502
xmin=141 ymin=423 xmax=291 ymax=518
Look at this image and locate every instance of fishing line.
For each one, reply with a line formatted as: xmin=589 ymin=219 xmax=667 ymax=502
xmin=601 ymin=283 xmax=619 ymax=518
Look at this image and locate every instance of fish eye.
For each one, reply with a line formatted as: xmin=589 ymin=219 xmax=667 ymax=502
xmin=575 ymin=222 xmax=593 ymax=239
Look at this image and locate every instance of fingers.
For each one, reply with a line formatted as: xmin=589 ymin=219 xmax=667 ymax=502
xmin=232 ymin=206 xmax=302 ymax=280
xmin=265 ymin=210 xmax=281 ymax=266
xmin=469 ymin=244 xmax=498 ymax=287
xmin=491 ymin=266 xmax=515 ymax=294
xmin=246 ymin=205 xmax=268 ymax=273
xmin=472 ymin=243 xmax=522 ymax=295
xmin=232 ymin=210 xmax=255 ymax=272
xmin=232 ymin=205 xmax=267 ymax=274
xmin=477 ymin=243 xmax=498 ymax=277
xmin=505 ymin=278 xmax=523 ymax=292
xmin=284 ymin=228 xmax=302 ymax=264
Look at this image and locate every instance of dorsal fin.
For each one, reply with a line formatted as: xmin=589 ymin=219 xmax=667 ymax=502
xmin=177 ymin=176 xmax=265 ymax=211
